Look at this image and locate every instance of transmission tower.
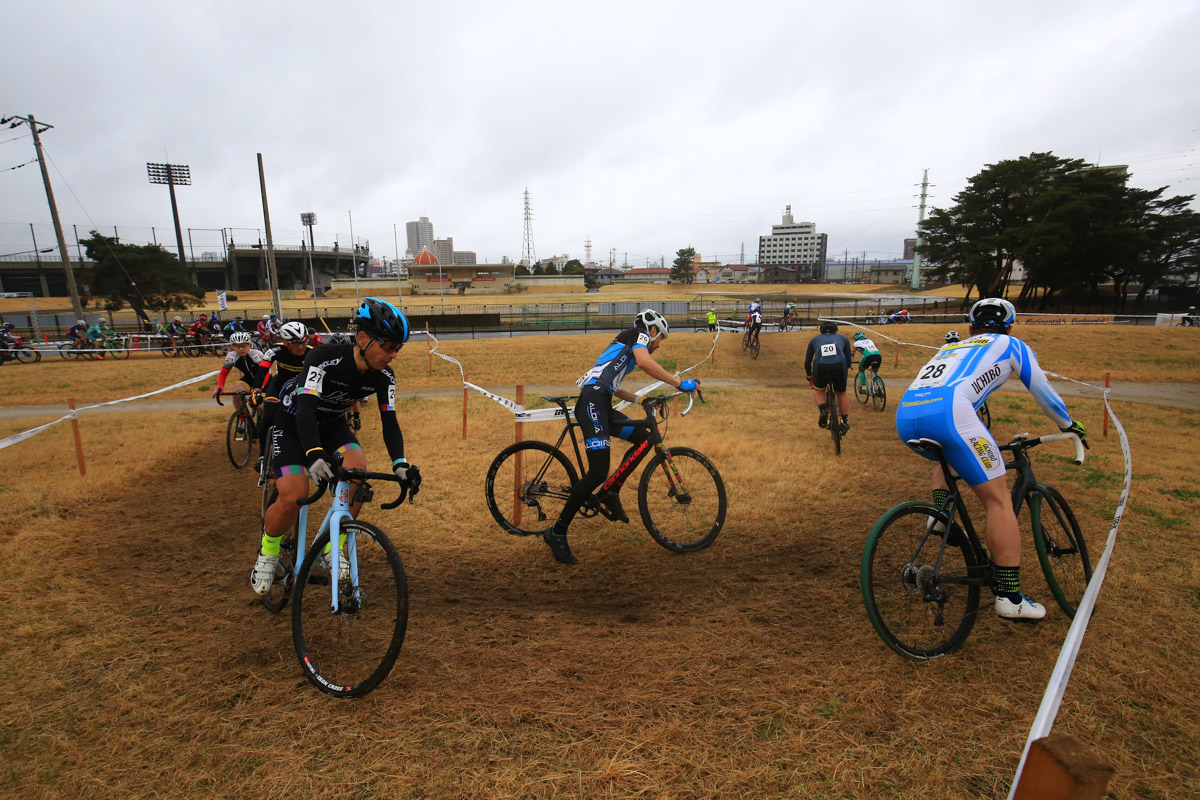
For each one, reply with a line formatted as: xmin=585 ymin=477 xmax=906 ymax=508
xmin=521 ymin=187 xmax=537 ymax=267
xmin=584 ymin=236 xmax=592 ymax=268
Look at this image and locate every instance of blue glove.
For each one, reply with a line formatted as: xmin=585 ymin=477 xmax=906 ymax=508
xmin=680 ymin=378 xmax=698 ymax=392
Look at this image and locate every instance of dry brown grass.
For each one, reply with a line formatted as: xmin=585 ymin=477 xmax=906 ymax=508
xmin=1 ymin=342 xmax=1198 ymax=798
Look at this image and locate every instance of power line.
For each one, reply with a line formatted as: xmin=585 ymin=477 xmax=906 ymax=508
xmin=1 ymin=159 xmax=37 ymax=173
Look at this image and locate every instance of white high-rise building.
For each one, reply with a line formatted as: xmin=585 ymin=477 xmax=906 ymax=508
xmin=405 ymin=216 xmax=434 ymax=257
xmin=758 ymin=205 xmax=828 ymax=279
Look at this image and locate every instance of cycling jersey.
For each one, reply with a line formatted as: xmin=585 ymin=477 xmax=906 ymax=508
xmin=279 ymin=342 xmax=404 ymax=463
xmin=805 ymin=333 xmax=852 ymax=374
xmin=853 ymin=338 xmax=881 ymax=358
xmin=86 ymin=324 xmax=114 ymax=342
xmin=575 ymin=327 xmax=649 ymax=394
xmin=255 ymin=343 xmax=310 ymax=394
xmin=896 ymin=333 xmax=1072 ymax=485
xmin=749 ymin=312 xmax=763 ymax=332
xmin=217 ymin=348 xmax=265 ymax=388
xmin=224 ymin=320 xmax=246 ymax=333
xmin=67 ymin=324 xmax=87 ymax=340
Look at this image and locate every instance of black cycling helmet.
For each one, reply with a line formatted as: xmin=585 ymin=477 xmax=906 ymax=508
xmin=354 ymin=297 xmax=410 ymax=344
xmin=819 ymin=321 xmax=838 ymax=334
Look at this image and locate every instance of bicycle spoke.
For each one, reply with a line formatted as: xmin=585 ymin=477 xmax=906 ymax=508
xmin=638 ymin=447 xmax=726 ymax=553
xmin=485 ymin=441 xmax=577 ymax=536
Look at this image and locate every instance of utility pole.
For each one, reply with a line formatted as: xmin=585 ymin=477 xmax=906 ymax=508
xmin=910 ymin=168 xmax=930 ymax=290
xmin=3 ymin=114 xmax=84 ymax=317
xmin=256 ymin=153 xmax=282 ymax=318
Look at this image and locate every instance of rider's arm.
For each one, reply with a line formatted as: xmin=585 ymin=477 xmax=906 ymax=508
xmin=1008 ymin=338 xmax=1072 ymax=428
xmin=253 ymin=353 xmax=274 ymax=388
xmin=803 ymin=340 xmax=815 ymax=375
xmin=216 ymin=368 xmax=230 ymax=390
xmin=633 ymin=346 xmax=684 ymax=390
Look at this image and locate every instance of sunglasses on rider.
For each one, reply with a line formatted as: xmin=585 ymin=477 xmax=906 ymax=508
xmin=376 ymin=339 xmax=403 ymax=354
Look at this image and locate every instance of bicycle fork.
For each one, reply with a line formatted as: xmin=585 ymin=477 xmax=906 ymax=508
xmin=647 ymin=443 xmax=692 ymax=504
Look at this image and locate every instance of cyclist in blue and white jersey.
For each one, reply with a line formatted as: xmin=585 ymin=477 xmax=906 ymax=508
xmin=745 ymin=297 xmax=763 ymax=328
xmin=541 ymin=309 xmax=698 ymax=566
xmin=895 ymin=298 xmax=1088 ymax=620
xmin=251 ymin=298 xmax=418 ymax=595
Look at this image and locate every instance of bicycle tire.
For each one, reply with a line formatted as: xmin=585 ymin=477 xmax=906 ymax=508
xmin=226 ymin=408 xmax=255 ymax=468
xmin=484 ymin=440 xmax=579 ymax=536
xmin=292 ymin=520 xmax=408 ymax=698
xmin=827 ymin=384 xmax=841 ymax=456
xmin=637 ymin=446 xmax=726 ymax=553
xmin=861 ymin=502 xmax=983 ymax=659
xmin=13 ymin=346 xmax=40 ymax=365
xmin=1029 ymin=484 xmax=1092 ymax=618
xmin=750 ymin=335 xmax=760 ymax=359
xmin=109 ymin=341 xmax=130 ymax=360
xmin=977 ymin=402 xmax=991 ymax=429
xmin=853 ymin=373 xmax=868 ymax=405
xmin=262 ymin=527 xmax=297 ymax=614
xmin=742 ymin=331 xmax=750 ymax=351
xmin=871 ymin=376 xmax=887 ymax=412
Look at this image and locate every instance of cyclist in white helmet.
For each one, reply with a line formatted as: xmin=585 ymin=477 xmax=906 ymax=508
xmin=542 ymin=309 xmax=698 ymax=565
xmin=896 ymin=298 xmax=1088 ymax=620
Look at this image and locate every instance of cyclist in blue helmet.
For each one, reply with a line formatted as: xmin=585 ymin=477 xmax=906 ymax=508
xmin=251 ymin=297 xmax=419 ymax=595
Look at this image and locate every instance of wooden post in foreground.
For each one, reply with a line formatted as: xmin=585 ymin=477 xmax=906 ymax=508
xmin=513 ymin=385 xmax=524 ymax=527
xmin=1012 ymin=736 xmax=1113 ymax=800
xmin=426 ymin=321 xmax=432 ymax=376
xmin=68 ymin=398 xmax=86 ymax=476
xmin=894 ymin=343 xmax=900 ymax=368
xmin=1102 ymin=373 xmax=1110 ymax=438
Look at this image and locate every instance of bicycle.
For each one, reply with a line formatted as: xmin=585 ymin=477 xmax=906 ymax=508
xmin=215 ymin=389 xmax=260 ymax=468
xmin=259 ymin=460 xmax=416 ymax=698
xmin=976 ymin=401 xmax=992 ymax=429
xmin=3 ymin=341 xmax=41 ymax=364
xmin=91 ymin=336 xmax=130 ymax=360
xmin=861 ymin=431 xmax=1091 ymax=659
xmin=853 ymin=369 xmax=887 ymax=412
xmin=824 ymin=381 xmax=842 ymax=455
xmin=781 ymin=312 xmax=797 ymax=332
xmin=484 ymin=390 xmax=727 ymax=553
xmin=742 ymin=328 xmax=761 ymax=359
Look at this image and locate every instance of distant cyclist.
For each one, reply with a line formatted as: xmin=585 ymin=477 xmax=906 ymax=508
xmin=895 ymin=298 xmax=1088 ymax=621
xmin=541 ymin=309 xmax=698 ymax=566
xmin=852 ymin=331 xmax=883 ymax=395
xmin=782 ymin=301 xmax=797 ymax=329
xmin=224 ymin=316 xmax=247 ymax=335
xmin=746 ymin=297 xmax=762 ymax=328
xmin=888 ymin=309 xmax=911 ymax=324
xmin=212 ymin=331 xmax=265 ymax=413
xmin=66 ymin=319 xmax=88 ymax=348
xmin=86 ymin=317 xmax=117 ymax=357
xmin=748 ymin=311 xmax=763 ymax=345
xmin=1180 ymin=307 xmax=1199 ymax=327
xmin=805 ymin=321 xmax=853 ymax=434
xmin=252 ymin=321 xmax=311 ymax=482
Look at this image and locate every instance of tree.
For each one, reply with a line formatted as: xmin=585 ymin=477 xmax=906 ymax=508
xmin=79 ymin=232 xmax=203 ymax=322
xmin=515 ymin=264 xmax=530 ymax=276
xmin=672 ymin=247 xmax=696 ymax=283
xmin=561 ymin=259 xmax=585 ymax=275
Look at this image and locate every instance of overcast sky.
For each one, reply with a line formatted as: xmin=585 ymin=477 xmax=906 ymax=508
xmin=2 ymin=0 xmax=1198 ymax=267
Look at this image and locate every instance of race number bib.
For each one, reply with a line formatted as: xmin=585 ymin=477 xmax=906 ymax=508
xmin=385 ymin=384 xmax=396 ymax=410
xmin=910 ymin=352 xmax=962 ymax=389
xmin=302 ymin=365 xmax=326 ymax=396
xmin=820 ymin=343 xmax=837 ymax=358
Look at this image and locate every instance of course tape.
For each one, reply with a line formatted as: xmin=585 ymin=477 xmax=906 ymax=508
xmin=0 ymin=370 xmax=219 ymax=451
xmin=420 ymin=328 xmax=722 ymax=421
xmin=820 ymin=318 xmax=1133 ymax=794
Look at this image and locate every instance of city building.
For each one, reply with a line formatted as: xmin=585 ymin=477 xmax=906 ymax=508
xmin=405 ymin=217 xmax=434 ymax=257
xmin=758 ymin=206 xmax=828 ymax=280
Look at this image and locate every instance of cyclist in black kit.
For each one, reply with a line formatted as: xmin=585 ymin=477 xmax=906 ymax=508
xmin=805 ymin=320 xmax=853 ymax=434
xmin=252 ymin=320 xmax=312 ymax=482
xmin=541 ymin=309 xmax=698 ymax=566
xmin=212 ymin=332 xmax=265 ymax=412
xmin=250 ymin=298 xmax=419 ymax=595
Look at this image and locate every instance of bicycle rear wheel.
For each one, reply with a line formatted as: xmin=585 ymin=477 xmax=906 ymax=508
xmin=13 ymin=346 xmax=40 ymax=364
xmin=741 ymin=332 xmax=750 ymax=351
xmin=226 ymin=408 xmax=255 ymax=468
xmin=292 ymin=520 xmax=408 ymax=698
xmin=484 ymin=440 xmax=578 ymax=536
xmin=1029 ymin=484 xmax=1091 ymax=618
xmin=827 ymin=385 xmax=841 ymax=456
xmin=853 ymin=373 xmax=868 ymax=405
xmin=750 ymin=335 xmax=760 ymax=359
xmin=871 ymin=375 xmax=887 ymax=412
xmin=861 ymin=502 xmax=983 ymax=659
xmin=976 ymin=402 xmax=991 ymax=429
xmin=637 ymin=446 xmax=726 ymax=553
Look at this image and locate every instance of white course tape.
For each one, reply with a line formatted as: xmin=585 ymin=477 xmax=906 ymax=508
xmin=0 ymin=370 xmax=219 ymax=451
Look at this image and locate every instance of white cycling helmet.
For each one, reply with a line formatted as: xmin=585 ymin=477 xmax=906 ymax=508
xmin=262 ymin=314 xmax=270 ymax=319
xmin=229 ymin=331 xmax=252 ymax=345
xmin=174 ymin=316 xmax=183 ymax=322
xmin=280 ymin=321 xmax=308 ymax=342
xmin=635 ymin=308 xmax=669 ymax=341
xmin=945 ymin=330 xmax=960 ymax=343
xmin=77 ymin=319 xmax=86 ymax=325
xmin=968 ymin=298 xmax=1017 ymax=331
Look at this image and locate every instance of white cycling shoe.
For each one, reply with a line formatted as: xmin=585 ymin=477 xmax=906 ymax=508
xmin=321 ymin=550 xmax=351 ymax=583
xmin=250 ymin=552 xmax=280 ymax=596
xmin=995 ymin=594 xmax=1046 ymax=621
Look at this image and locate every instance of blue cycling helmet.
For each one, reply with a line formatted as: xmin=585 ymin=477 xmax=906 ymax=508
xmin=968 ymin=298 xmax=1016 ymax=331
xmin=853 ymin=331 xmax=866 ymax=341
xmin=354 ymin=297 xmax=409 ymax=344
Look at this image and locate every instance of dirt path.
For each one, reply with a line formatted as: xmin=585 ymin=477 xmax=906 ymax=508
xmin=2 ymin=378 xmax=1196 ymax=421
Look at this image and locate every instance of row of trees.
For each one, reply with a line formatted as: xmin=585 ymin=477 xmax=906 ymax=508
xmin=79 ymin=232 xmax=204 ymax=322
xmin=918 ymin=152 xmax=1200 ymax=308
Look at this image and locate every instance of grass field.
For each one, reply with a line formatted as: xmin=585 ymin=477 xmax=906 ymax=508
xmin=0 ymin=325 xmax=1197 ymax=798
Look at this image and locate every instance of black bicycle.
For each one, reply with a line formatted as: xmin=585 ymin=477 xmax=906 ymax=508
xmin=484 ymin=391 xmax=727 ymax=553
xmin=824 ymin=381 xmax=843 ymax=456
xmin=216 ymin=389 xmax=260 ymax=468
xmin=861 ymin=432 xmax=1091 ymax=659
xmin=742 ymin=328 xmax=761 ymax=359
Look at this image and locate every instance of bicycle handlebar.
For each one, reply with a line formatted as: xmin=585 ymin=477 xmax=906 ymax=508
xmin=296 ymin=465 xmax=421 ymax=509
xmin=1001 ymin=431 xmax=1087 ymax=466
xmin=641 ymin=386 xmax=704 ymax=417
xmin=213 ymin=389 xmax=256 ymax=407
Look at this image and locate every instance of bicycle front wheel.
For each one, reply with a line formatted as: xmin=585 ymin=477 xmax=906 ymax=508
xmin=13 ymin=346 xmax=40 ymax=364
xmin=1029 ymin=485 xmax=1092 ymax=618
xmin=871 ymin=376 xmax=887 ymax=412
xmin=861 ymin=502 xmax=983 ymax=659
xmin=484 ymin=441 xmax=579 ymax=536
xmin=750 ymin=336 xmax=760 ymax=359
xmin=226 ymin=409 xmax=254 ymax=468
xmin=292 ymin=521 xmax=408 ymax=698
xmin=637 ymin=446 xmax=726 ymax=553
xmin=742 ymin=332 xmax=750 ymax=351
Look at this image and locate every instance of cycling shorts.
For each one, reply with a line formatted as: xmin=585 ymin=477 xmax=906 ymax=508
xmin=858 ymin=353 xmax=882 ymax=372
xmin=895 ymin=389 xmax=1004 ymax=486
xmin=269 ymin=411 xmax=360 ymax=476
xmin=575 ymin=385 xmax=639 ymax=451
xmin=812 ymin=363 xmax=847 ymax=393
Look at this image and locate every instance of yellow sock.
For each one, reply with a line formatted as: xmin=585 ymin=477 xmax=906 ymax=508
xmin=260 ymin=532 xmax=282 ymax=558
xmin=321 ymin=532 xmax=348 ymax=555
